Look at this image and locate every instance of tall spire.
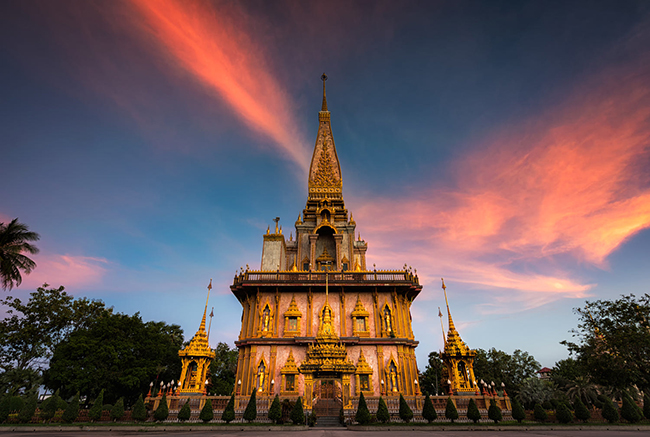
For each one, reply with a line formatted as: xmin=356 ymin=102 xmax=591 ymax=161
xmin=199 ymin=279 xmax=212 ymax=332
xmin=321 ymin=73 xmax=328 ymax=112
xmin=442 ymin=278 xmax=455 ymax=332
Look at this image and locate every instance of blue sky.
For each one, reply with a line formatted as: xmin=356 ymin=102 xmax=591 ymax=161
xmin=2 ymin=0 xmax=650 ymax=371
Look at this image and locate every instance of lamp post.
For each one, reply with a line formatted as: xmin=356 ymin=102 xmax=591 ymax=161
xmin=237 ymin=379 xmax=242 ymax=395
xmin=380 ymin=379 xmax=385 ymax=395
xmin=147 ymin=381 xmax=153 ymax=398
xmin=159 ymin=381 xmax=164 ymax=397
xmin=414 ymin=379 xmax=419 ymax=395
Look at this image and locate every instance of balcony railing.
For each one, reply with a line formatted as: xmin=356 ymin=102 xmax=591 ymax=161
xmin=232 ymin=269 xmax=420 ymax=286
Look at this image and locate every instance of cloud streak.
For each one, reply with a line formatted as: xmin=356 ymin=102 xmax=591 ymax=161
xmin=356 ymin=30 xmax=650 ymax=312
xmin=19 ymin=253 xmax=109 ymax=292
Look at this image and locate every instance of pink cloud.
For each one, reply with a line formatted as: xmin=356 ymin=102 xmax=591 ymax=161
xmin=18 ymin=253 xmax=109 ymax=292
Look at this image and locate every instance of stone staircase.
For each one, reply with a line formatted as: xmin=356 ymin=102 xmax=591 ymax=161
xmin=314 ymin=415 xmax=343 ymax=427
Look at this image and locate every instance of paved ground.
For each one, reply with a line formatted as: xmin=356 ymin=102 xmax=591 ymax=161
xmin=2 ymin=429 xmax=650 ymax=437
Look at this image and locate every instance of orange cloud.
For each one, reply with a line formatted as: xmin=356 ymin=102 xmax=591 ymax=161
xmin=128 ymin=0 xmax=310 ymax=173
xmin=355 ymin=33 xmax=650 ymax=311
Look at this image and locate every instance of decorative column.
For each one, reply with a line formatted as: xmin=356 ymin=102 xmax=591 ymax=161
xmin=309 ymin=234 xmax=318 ymax=270
xmin=334 ymin=234 xmax=343 ymax=270
xmin=304 ymin=374 xmax=314 ymax=411
xmin=342 ymin=374 xmax=352 ymax=409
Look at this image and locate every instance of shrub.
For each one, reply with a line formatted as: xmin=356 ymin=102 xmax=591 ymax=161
xmin=601 ymin=397 xmax=619 ymax=423
xmin=199 ymin=398 xmax=213 ymax=423
xmin=644 ymin=393 xmax=650 ymax=420
xmin=467 ymin=398 xmax=480 ymax=423
xmin=533 ymin=403 xmax=547 ymax=422
xmin=556 ymin=402 xmax=573 ymax=424
xmin=445 ymin=397 xmax=458 ymax=423
xmin=62 ymin=392 xmax=80 ymax=423
xmin=511 ymin=398 xmax=526 ymax=423
xmin=88 ymin=389 xmax=104 ymax=422
xmin=290 ymin=397 xmax=305 ymax=425
xmin=131 ymin=394 xmax=147 ymax=422
xmin=177 ymin=400 xmax=191 ymax=422
xmin=18 ymin=395 xmax=37 ymax=424
xmin=110 ymin=398 xmax=125 ymax=421
xmin=621 ymin=394 xmax=642 ymax=423
xmin=40 ymin=393 xmax=59 ymax=422
xmin=422 ymin=394 xmax=437 ymax=423
xmin=356 ymin=392 xmax=371 ymax=424
xmin=0 ymin=396 xmax=10 ymax=423
xmin=307 ymin=412 xmax=317 ymax=427
xmin=398 ymin=394 xmax=413 ymax=423
xmin=221 ymin=395 xmax=235 ymax=423
xmin=542 ymin=400 xmax=553 ymax=410
xmin=573 ymin=397 xmax=591 ymax=423
xmin=268 ymin=395 xmax=282 ymax=424
xmin=243 ymin=390 xmax=257 ymax=422
xmin=153 ymin=394 xmax=169 ymax=422
xmin=488 ymin=399 xmax=502 ymax=423
xmin=377 ymin=396 xmax=390 ymax=423
xmin=9 ymin=396 xmax=24 ymax=413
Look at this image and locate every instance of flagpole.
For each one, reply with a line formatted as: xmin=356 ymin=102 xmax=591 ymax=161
xmin=208 ymin=306 xmax=214 ymax=342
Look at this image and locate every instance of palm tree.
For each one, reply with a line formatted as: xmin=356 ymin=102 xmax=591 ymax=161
xmin=565 ymin=376 xmax=599 ymax=406
xmin=0 ymin=218 xmax=40 ymax=290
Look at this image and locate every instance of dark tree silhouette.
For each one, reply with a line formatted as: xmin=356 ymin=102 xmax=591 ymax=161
xmin=0 ymin=218 xmax=39 ymax=291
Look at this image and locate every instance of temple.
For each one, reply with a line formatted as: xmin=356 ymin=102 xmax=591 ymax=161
xmin=231 ymin=75 xmax=423 ymax=413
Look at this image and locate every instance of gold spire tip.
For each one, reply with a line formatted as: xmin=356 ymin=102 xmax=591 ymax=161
xmin=321 ymin=73 xmax=328 ymax=112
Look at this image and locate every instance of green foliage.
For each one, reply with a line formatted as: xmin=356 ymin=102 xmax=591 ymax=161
xmin=467 ymin=398 xmax=480 ymax=423
xmin=45 ymin=312 xmax=183 ymax=405
xmin=132 ymin=394 xmax=147 ymax=422
xmin=376 ymin=396 xmax=390 ymax=423
xmin=221 ymin=395 xmax=235 ymax=423
xmin=421 ymin=394 xmax=437 ymax=423
xmin=621 ymin=394 xmax=642 ymax=423
xmin=488 ymin=398 xmax=502 ymax=423
xmin=556 ymin=402 xmax=573 ymax=424
xmin=0 ymin=395 xmax=10 ymax=422
xmin=542 ymin=400 xmax=553 ymax=410
xmin=88 ymin=389 xmax=104 ymax=422
xmin=562 ymin=294 xmax=650 ymax=393
xmin=153 ymin=394 xmax=169 ymax=422
xmin=473 ymin=348 xmax=541 ymax=399
xmin=355 ymin=392 xmax=371 ymax=424
xmin=290 ymin=396 xmax=305 ymax=425
xmin=307 ymin=412 xmax=317 ymax=427
xmin=18 ymin=394 xmax=37 ymax=423
xmin=601 ymin=396 xmax=619 ymax=423
xmin=176 ymin=400 xmax=191 ymax=422
xmin=199 ymin=398 xmax=213 ymax=423
xmin=0 ymin=284 xmax=110 ymax=394
xmin=511 ymin=397 xmax=526 ymax=423
xmin=207 ymin=342 xmax=238 ymax=395
xmin=110 ymin=397 xmax=125 ymax=421
xmin=397 ymin=394 xmax=413 ymax=423
xmin=533 ymin=403 xmax=547 ymax=422
xmin=419 ymin=351 xmax=444 ymax=396
xmin=573 ymin=397 xmax=591 ymax=422
xmin=268 ymin=395 xmax=282 ymax=424
xmin=644 ymin=393 xmax=650 ymax=420
xmin=517 ymin=377 xmax=555 ymax=409
xmin=9 ymin=396 xmax=24 ymax=414
xmin=0 ymin=218 xmax=39 ymax=291
xmin=445 ymin=397 xmax=458 ymax=422
xmin=243 ymin=390 xmax=257 ymax=422
xmin=40 ymin=391 xmax=61 ymax=422
xmin=62 ymin=392 xmax=80 ymax=423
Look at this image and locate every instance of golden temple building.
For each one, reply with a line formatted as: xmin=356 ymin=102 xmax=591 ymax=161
xmin=231 ymin=75 xmax=423 ymax=411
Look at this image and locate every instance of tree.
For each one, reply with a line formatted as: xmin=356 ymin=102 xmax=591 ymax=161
xmin=0 ymin=285 xmax=110 ymax=394
xmin=221 ymin=395 xmax=235 ymax=423
xmin=533 ymin=403 xmax=547 ymax=422
xmin=564 ymin=376 xmax=598 ymax=406
xmin=88 ymin=389 xmax=104 ymax=422
xmin=62 ymin=392 xmax=80 ymax=423
xmin=40 ymin=391 xmax=62 ymax=423
xmin=110 ymin=397 xmax=125 ymax=421
xmin=0 ymin=218 xmax=39 ymax=291
xmin=419 ymin=351 xmax=444 ymax=396
xmin=556 ymin=402 xmax=573 ymax=424
xmin=207 ymin=343 xmax=238 ymax=395
xmin=0 ymin=395 xmax=11 ymax=422
xmin=290 ymin=397 xmax=305 ymax=425
xmin=243 ymin=390 xmax=257 ymax=422
xmin=445 ymin=397 xmax=458 ymax=423
xmin=45 ymin=312 xmax=183 ymax=405
xmin=517 ymin=377 xmax=555 ymax=409
xmin=422 ymin=394 xmax=437 ymax=423
xmin=398 ymin=394 xmax=413 ymax=423
xmin=355 ymin=392 xmax=371 ymax=424
xmin=488 ymin=399 xmax=502 ymax=423
xmin=473 ymin=348 xmax=541 ymax=399
xmin=268 ymin=395 xmax=281 ymax=424
xmin=562 ymin=294 xmax=650 ymax=393
xmin=18 ymin=394 xmax=37 ymax=423
xmin=466 ymin=398 xmax=480 ymax=423
xmin=621 ymin=394 xmax=642 ymax=423
xmin=376 ymin=396 xmax=390 ymax=423
xmin=177 ymin=400 xmax=191 ymax=422
xmin=573 ymin=397 xmax=591 ymax=423
xmin=153 ymin=393 xmax=169 ymax=422
xmin=644 ymin=393 xmax=650 ymax=420
xmin=199 ymin=398 xmax=213 ymax=423
xmin=601 ymin=396 xmax=619 ymax=423
xmin=132 ymin=394 xmax=147 ymax=422
xmin=511 ymin=398 xmax=526 ymax=423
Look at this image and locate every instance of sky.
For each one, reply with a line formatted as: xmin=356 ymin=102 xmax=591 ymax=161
xmin=2 ymin=0 xmax=650 ymax=371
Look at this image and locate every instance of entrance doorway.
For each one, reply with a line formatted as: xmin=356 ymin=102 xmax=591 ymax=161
xmin=313 ymin=379 xmax=342 ymax=417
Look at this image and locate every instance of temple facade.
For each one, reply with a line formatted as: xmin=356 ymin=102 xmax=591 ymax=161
xmin=231 ymin=75 xmax=422 ymax=411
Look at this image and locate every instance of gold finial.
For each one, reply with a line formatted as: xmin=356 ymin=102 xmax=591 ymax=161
xmin=438 ymin=307 xmax=446 ymax=343
xmin=321 ymin=73 xmax=328 ymax=112
xmin=266 ymin=226 xmax=270 ymax=234
xmin=349 ymin=213 xmax=356 ymax=225
xmin=441 ymin=278 xmax=446 ymax=291
xmin=296 ymin=214 xmax=302 ymax=225
xmin=289 ymin=232 xmax=293 ymax=241
xmin=273 ymin=217 xmax=280 ymax=234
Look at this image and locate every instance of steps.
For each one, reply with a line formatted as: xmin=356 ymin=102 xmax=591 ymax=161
xmin=314 ymin=415 xmax=343 ymax=427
